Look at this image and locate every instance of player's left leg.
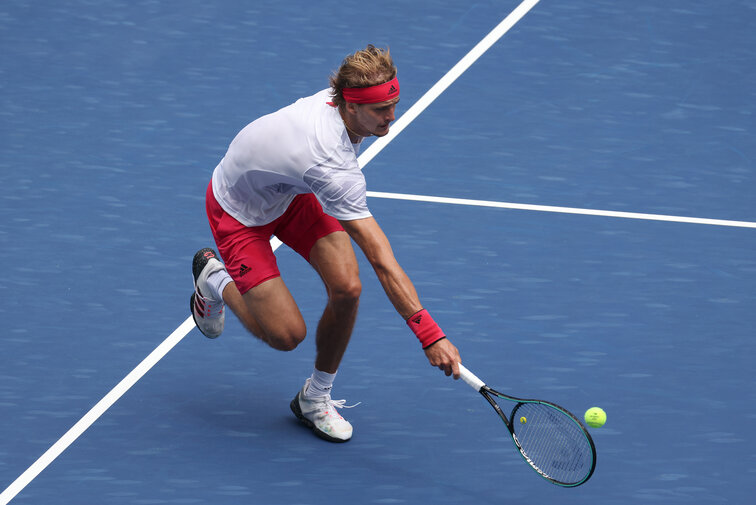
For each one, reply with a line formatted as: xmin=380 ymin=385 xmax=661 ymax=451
xmin=308 ymin=230 xmax=362 ymax=374
xmin=276 ymin=195 xmax=362 ymax=442
xmin=288 ymin=232 xmax=361 ymax=442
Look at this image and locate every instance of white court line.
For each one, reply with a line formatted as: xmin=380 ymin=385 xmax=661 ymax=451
xmin=358 ymin=0 xmax=541 ymax=168
xmin=367 ymin=191 xmax=756 ymax=229
xmin=0 ymin=316 xmax=196 ymax=504
xmin=0 ymin=1 xmax=540 ymax=502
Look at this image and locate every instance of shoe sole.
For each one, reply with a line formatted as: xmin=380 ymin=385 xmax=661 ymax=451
xmin=290 ymin=394 xmax=351 ymax=443
xmin=192 ymin=247 xmax=218 ymax=281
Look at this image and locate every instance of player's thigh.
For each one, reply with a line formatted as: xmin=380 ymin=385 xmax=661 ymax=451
xmin=242 ymin=276 xmax=306 ymax=346
xmin=309 ymin=231 xmax=361 ymax=300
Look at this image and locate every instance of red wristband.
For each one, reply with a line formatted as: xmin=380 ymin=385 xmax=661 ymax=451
xmin=406 ymin=309 xmax=446 ymax=349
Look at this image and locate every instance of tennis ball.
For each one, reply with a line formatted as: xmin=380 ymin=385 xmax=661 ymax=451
xmin=584 ymin=407 xmax=606 ymax=428
xmin=519 ymin=416 xmax=527 ymax=424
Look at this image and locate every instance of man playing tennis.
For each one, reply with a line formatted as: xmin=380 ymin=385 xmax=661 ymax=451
xmin=190 ymin=45 xmax=461 ymax=443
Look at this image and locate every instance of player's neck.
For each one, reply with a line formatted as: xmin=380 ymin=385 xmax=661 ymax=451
xmin=340 ymin=110 xmax=365 ymax=143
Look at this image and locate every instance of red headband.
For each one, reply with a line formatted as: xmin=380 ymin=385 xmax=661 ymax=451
xmin=342 ymin=77 xmax=400 ymax=104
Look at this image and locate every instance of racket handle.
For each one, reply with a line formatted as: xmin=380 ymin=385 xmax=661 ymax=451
xmin=458 ymin=363 xmax=485 ymax=392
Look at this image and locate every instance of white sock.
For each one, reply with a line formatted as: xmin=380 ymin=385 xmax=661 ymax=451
xmin=306 ymin=368 xmax=337 ymax=399
xmin=206 ymin=269 xmax=233 ymax=301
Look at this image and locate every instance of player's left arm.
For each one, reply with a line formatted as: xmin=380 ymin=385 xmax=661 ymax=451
xmin=340 ymin=216 xmax=461 ymax=378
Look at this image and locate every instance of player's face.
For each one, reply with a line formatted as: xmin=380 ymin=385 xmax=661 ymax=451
xmin=354 ymin=99 xmax=399 ymax=137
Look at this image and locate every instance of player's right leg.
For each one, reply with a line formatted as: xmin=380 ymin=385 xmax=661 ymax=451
xmin=231 ymin=276 xmax=307 ymax=350
xmin=191 ymin=245 xmax=308 ymax=349
xmin=197 ymin=180 xmax=308 ymax=347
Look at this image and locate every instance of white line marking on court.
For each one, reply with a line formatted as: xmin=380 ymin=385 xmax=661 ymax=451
xmin=366 ymin=191 xmax=756 ymax=229
xmin=0 ymin=2 xmax=540 ymax=502
xmin=358 ymin=0 xmax=541 ymax=168
xmin=0 ymin=316 xmax=197 ymax=505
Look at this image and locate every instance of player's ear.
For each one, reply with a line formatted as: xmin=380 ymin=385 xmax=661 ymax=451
xmin=344 ymin=102 xmax=359 ymax=116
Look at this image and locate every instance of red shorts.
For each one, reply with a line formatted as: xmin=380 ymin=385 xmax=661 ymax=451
xmin=205 ymin=182 xmax=343 ymax=294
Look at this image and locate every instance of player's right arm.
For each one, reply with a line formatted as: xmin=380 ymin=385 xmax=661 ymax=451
xmin=339 ymin=217 xmax=419 ymax=319
xmin=339 ymin=216 xmax=461 ymax=378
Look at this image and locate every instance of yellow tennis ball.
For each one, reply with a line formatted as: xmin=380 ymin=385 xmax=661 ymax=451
xmin=519 ymin=416 xmax=527 ymax=424
xmin=584 ymin=407 xmax=606 ymax=428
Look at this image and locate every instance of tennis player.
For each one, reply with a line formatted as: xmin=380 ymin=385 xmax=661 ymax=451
xmin=190 ymin=45 xmax=461 ymax=442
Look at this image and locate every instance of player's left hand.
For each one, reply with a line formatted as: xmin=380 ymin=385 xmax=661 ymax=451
xmin=423 ymin=338 xmax=461 ymax=379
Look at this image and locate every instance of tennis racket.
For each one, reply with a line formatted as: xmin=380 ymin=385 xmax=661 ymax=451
xmin=458 ymin=363 xmax=596 ymax=487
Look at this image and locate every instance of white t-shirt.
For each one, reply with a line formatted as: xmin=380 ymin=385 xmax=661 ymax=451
xmin=211 ymin=89 xmax=372 ymax=227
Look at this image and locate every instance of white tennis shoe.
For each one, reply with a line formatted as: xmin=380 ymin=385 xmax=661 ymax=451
xmin=190 ymin=248 xmax=226 ymax=339
xmin=290 ymin=379 xmax=355 ymax=442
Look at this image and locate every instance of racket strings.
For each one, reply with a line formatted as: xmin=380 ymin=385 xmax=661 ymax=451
xmin=511 ymin=402 xmax=593 ymax=485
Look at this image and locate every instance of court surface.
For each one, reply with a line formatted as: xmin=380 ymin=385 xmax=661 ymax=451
xmin=2 ymin=1 xmax=755 ymax=503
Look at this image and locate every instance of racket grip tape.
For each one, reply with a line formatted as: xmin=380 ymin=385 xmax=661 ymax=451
xmin=406 ymin=309 xmax=446 ymax=349
xmin=458 ymin=364 xmax=485 ymax=391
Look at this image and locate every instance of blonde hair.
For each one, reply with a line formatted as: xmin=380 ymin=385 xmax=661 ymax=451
xmin=329 ymin=44 xmax=397 ymax=108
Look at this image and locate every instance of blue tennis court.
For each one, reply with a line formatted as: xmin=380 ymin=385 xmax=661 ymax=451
xmin=2 ymin=1 xmax=755 ymax=503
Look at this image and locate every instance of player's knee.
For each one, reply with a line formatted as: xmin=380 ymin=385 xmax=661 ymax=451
xmin=277 ymin=334 xmax=305 ymax=351
xmin=260 ymin=320 xmax=307 ymax=351
xmin=329 ymin=277 xmax=361 ymax=307
xmin=270 ymin=330 xmax=306 ymax=351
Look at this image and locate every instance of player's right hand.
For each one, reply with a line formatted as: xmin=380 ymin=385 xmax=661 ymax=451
xmin=423 ymin=338 xmax=461 ymax=379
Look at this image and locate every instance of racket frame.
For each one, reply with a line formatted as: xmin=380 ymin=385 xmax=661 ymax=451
xmin=459 ymin=364 xmax=596 ymax=487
